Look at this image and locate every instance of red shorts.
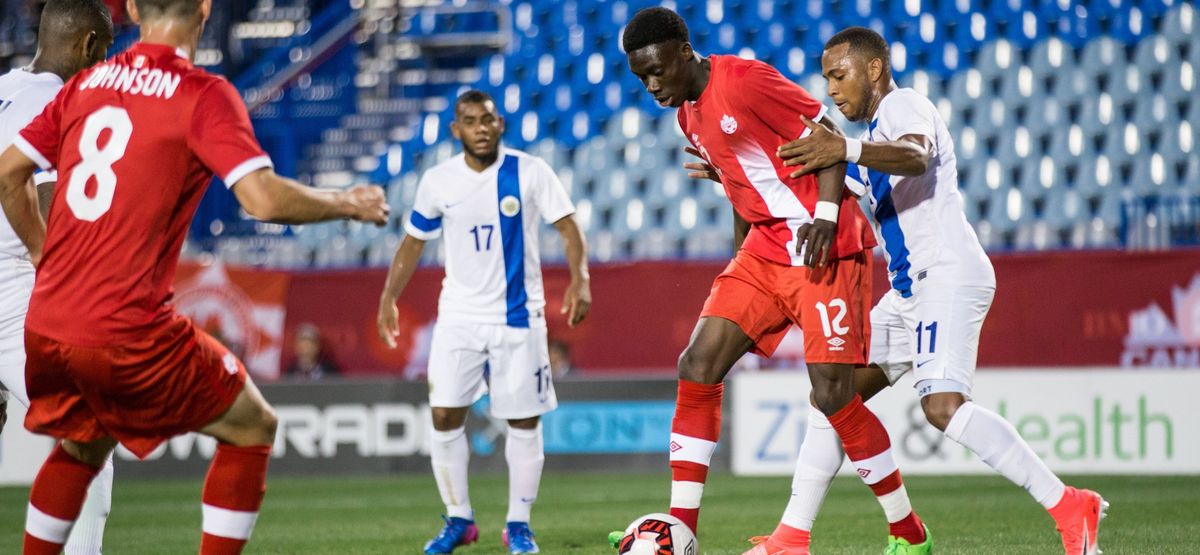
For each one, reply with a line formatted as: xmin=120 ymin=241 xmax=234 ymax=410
xmin=23 ymin=314 xmax=247 ymax=459
xmin=701 ymin=250 xmax=872 ymax=364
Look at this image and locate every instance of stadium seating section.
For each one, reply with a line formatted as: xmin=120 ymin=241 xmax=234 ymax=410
xmin=3 ymin=0 xmax=1197 ymax=267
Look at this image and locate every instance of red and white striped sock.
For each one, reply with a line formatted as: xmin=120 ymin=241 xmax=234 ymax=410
xmin=668 ymin=380 xmax=723 ymax=534
xmin=24 ymin=445 xmax=102 ymax=555
xmin=827 ymin=395 xmax=925 ymax=545
xmin=200 ymin=444 xmax=271 ymax=555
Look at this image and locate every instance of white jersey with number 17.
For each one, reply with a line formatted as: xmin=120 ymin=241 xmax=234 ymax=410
xmin=404 ymin=147 xmax=575 ymax=328
xmin=0 ymin=68 xmax=60 ymax=261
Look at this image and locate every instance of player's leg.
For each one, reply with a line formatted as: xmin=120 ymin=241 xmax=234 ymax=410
xmin=196 ymin=376 xmax=278 ymax=555
xmin=756 ymin=290 xmax=909 ymax=555
xmin=63 ymin=453 xmax=113 ymax=555
xmin=913 ymin=285 xmax=1103 ymax=554
xmin=799 ymin=255 xmax=928 ymax=550
xmin=490 ymin=324 xmax=555 ymax=554
xmin=423 ymin=323 xmax=487 ymax=554
xmin=24 ymin=437 xmax=116 ymax=555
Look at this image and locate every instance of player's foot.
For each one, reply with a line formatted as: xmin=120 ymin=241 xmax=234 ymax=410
xmin=884 ymin=524 xmax=932 ymax=555
xmin=1049 ymin=487 xmax=1108 ymax=555
xmin=743 ymin=535 xmax=812 ymax=555
xmin=424 ymin=515 xmax=479 ymax=554
xmin=502 ymin=521 xmax=540 ymax=554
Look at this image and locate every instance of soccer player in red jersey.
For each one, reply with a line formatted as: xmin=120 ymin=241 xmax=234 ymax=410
xmin=0 ymin=1 xmax=388 ymax=554
xmin=622 ymin=8 xmax=931 ymax=554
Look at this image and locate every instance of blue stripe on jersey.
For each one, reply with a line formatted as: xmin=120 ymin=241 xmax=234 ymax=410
xmin=409 ymin=210 xmax=442 ymax=232
xmin=867 ymin=120 xmax=913 ymax=298
xmin=846 ymin=162 xmax=865 ymax=186
xmin=497 ymin=155 xmax=530 ymax=328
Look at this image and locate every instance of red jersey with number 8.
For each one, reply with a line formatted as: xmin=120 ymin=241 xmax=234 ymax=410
xmin=14 ymin=43 xmax=272 ymax=346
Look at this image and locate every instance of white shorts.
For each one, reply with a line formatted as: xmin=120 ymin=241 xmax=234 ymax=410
xmin=427 ymin=322 xmax=557 ymax=420
xmin=0 ymin=258 xmax=35 ymax=407
xmin=870 ymin=281 xmax=994 ymax=396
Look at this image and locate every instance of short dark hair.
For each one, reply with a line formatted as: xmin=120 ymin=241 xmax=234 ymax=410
xmin=454 ymin=89 xmax=496 ymax=114
xmin=39 ymin=0 xmax=113 ymax=42
xmin=826 ymin=27 xmax=891 ymax=66
xmin=134 ymin=0 xmax=202 ymax=19
xmin=622 ymin=7 xmax=689 ymax=53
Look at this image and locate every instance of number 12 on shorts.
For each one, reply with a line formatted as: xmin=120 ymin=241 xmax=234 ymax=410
xmin=915 ymin=321 xmax=938 ymax=354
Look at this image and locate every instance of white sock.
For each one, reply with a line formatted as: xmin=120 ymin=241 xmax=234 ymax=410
xmin=945 ymin=401 xmax=1066 ymax=508
xmin=430 ymin=426 xmax=473 ymax=520
xmin=505 ymin=424 xmax=545 ymax=523
xmin=63 ymin=454 xmax=113 ymax=555
xmin=782 ymin=406 xmax=845 ymax=531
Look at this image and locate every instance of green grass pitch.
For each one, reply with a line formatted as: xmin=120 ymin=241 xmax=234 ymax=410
xmin=2 ymin=473 xmax=1196 ymax=553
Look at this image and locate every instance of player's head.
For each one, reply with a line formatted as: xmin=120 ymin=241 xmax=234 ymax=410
xmin=822 ymin=27 xmax=892 ymax=122
xmin=451 ymin=90 xmax=504 ymax=161
xmin=37 ymin=0 xmax=115 ymax=77
xmin=623 ymin=7 xmax=699 ymax=108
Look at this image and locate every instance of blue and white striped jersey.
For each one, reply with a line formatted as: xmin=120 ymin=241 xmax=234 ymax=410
xmin=848 ymin=88 xmax=995 ymax=296
xmin=0 ymin=68 xmax=60 ymax=261
xmin=404 ymin=147 xmax=575 ymax=327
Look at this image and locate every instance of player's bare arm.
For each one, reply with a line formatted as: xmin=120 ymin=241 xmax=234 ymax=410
xmin=377 ymin=235 xmax=427 ymax=348
xmin=233 ymin=167 xmax=389 ymax=225
xmin=0 ymin=146 xmax=45 ymax=264
xmin=554 ymin=215 xmax=591 ymax=328
xmin=794 ymin=159 xmax=847 ymax=268
xmin=779 ymin=124 xmax=933 ymax=178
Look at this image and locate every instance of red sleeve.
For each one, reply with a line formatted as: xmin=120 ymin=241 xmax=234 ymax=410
xmin=735 ymin=61 xmax=829 ymax=141
xmin=187 ymin=78 xmax=272 ymax=187
xmin=14 ymin=89 xmax=65 ymax=171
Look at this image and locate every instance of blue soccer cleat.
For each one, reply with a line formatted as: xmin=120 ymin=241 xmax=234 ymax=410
xmin=502 ymin=521 xmax=540 ymax=554
xmin=424 ymin=515 xmax=479 ymax=554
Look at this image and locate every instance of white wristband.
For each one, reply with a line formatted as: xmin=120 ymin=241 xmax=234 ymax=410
xmin=844 ymin=137 xmax=862 ymax=163
xmin=814 ymin=201 xmax=839 ymax=223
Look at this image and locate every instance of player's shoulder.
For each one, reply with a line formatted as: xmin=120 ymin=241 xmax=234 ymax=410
xmin=424 ymin=152 xmax=467 ymax=179
xmin=879 ymin=88 xmax=936 ymax=117
xmin=0 ymin=69 xmax=62 ymax=102
xmin=719 ymin=55 xmax=781 ymax=80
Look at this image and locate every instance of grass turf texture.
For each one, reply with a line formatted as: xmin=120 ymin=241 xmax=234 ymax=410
xmin=2 ymin=473 xmax=1195 ymax=554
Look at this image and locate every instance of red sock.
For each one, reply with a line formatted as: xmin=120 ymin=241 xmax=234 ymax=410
xmin=827 ymin=395 xmax=925 ymax=545
xmin=24 ymin=445 xmax=102 ymax=555
xmin=668 ymin=380 xmax=723 ymax=533
xmin=199 ymin=444 xmax=272 ymax=555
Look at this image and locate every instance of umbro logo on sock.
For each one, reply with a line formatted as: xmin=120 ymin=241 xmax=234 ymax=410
xmin=669 ymin=441 xmax=683 ymax=452
xmin=857 ymin=468 xmax=871 ymax=479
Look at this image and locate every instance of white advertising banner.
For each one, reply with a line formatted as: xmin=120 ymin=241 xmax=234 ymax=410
xmin=732 ymin=369 xmax=1200 ymax=476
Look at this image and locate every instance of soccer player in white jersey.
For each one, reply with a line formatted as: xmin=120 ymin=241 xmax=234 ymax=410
xmin=0 ymin=2 xmax=113 ymax=553
xmin=760 ymin=27 xmax=1106 ymax=555
xmin=376 ymin=90 xmax=591 ymax=555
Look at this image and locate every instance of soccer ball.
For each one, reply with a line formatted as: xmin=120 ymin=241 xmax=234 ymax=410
xmin=615 ymin=513 xmax=697 ymax=555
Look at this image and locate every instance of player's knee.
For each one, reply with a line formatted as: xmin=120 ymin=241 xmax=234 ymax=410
xmin=676 ymin=346 xmax=719 ymax=384
xmin=257 ymin=404 xmax=279 ymax=441
xmin=431 ymin=408 xmax=467 ymax=431
xmin=921 ymin=394 xmax=964 ymax=432
xmin=61 ymin=437 xmax=116 ymax=468
xmin=809 ymin=364 xmax=856 ymax=415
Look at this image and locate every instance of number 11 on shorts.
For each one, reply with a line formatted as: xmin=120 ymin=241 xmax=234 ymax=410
xmin=915 ymin=321 xmax=938 ymax=354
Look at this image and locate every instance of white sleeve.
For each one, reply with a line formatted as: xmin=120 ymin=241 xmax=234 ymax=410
xmin=33 ymin=170 xmax=57 ymax=185
xmin=531 ymin=158 xmax=574 ymax=224
xmin=403 ymin=172 xmax=443 ymax=240
xmin=878 ymin=92 xmax=937 ymax=142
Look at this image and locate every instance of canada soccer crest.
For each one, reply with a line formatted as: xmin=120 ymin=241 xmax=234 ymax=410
xmin=1122 ymin=273 xmax=1200 ymax=367
xmin=720 ymin=114 xmax=737 ymax=134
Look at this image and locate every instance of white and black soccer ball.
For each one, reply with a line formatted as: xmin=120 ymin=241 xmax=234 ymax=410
xmin=615 ymin=513 xmax=697 ymax=555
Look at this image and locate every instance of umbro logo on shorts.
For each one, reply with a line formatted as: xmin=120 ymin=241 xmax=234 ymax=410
xmin=827 ymin=336 xmax=846 ymax=351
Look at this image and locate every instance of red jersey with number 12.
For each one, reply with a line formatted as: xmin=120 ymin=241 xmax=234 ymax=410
xmin=14 ymin=42 xmax=272 ymax=346
xmin=677 ymin=55 xmax=875 ymax=266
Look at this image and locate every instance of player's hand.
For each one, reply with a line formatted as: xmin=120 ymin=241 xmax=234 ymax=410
xmin=376 ymin=297 xmax=401 ymax=349
xmin=683 ymin=146 xmax=721 ymax=183
xmin=345 ymin=185 xmax=390 ymax=226
xmin=778 ymin=115 xmax=846 ymax=178
xmin=562 ymin=279 xmax=592 ymax=328
xmin=795 ymin=219 xmax=836 ymax=268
